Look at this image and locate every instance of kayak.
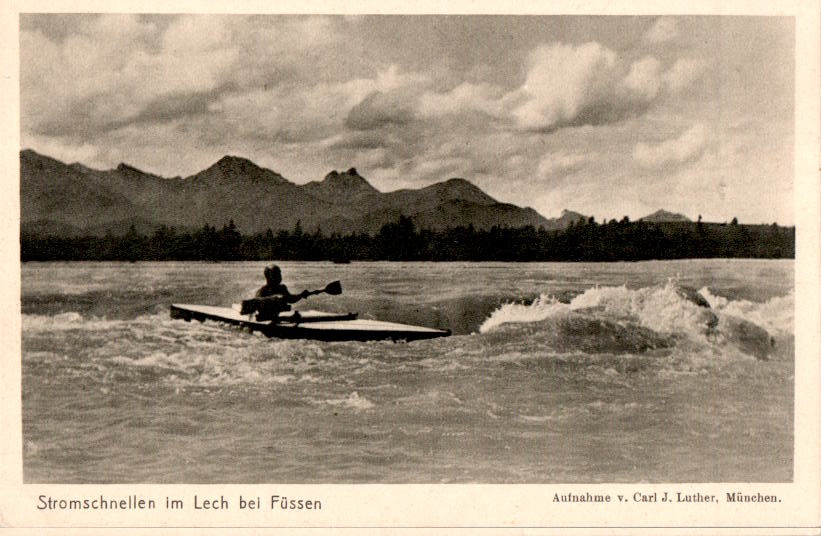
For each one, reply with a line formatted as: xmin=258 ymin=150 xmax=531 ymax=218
xmin=169 ymin=303 xmax=451 ymax=342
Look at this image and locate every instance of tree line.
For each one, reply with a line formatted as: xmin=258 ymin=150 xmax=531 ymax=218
xmin=21 ymin=216 xmax=794 ymax=262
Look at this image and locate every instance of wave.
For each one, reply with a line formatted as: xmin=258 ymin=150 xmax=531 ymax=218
xmin=480 ymin=282 xmax=793 ymax=360
xmin=480 ymin=282 xmax=713 ymax=335
xmin=21 ymin=280 xmax=793 ymax=391
xmin=699 ymin=287 xmax=794 ymax=336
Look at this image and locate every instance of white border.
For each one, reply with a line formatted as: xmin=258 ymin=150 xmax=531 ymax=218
xmin=1 ymin=1 xmax=818 ymax=533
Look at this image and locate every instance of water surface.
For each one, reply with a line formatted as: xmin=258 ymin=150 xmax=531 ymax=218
xmin=22 ymin=260 xmax=794 ymax=483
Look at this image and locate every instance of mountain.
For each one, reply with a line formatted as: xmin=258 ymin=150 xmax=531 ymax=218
xmin=21 ymin=149 xmax=138 ymax=233
xmin=177 ymin=156 xmax=334 ymax=234
xmin=21 ymin=150 xmax=336 ymax=236
xmin=21 ymin=150 xmax=556 ymax=237
xmin=640 ymin=209 xmax=691 ymax=222
xmin=388 ymin=178 xmax=498 ymax=207
xmin=303 ymin=168 xmax=380 ymax=204
xmin=543 ymin=209 xmax=587 ymax=230
xmin=189 ymin=156 xmax=289 ymax=186
xmin=356 ymin=178 xmax=526 ymax=232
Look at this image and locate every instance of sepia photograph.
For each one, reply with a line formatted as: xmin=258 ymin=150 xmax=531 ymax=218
xmin=18 ymin=12 xmax=797 ymax=483
xmin=4 ymin=3 xmax=820 ymax=532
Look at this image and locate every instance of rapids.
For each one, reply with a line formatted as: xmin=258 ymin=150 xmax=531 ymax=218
xmin=22 ymin=260 xmax=794 ymax=483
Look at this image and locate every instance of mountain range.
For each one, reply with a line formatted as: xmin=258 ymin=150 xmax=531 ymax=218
xmin=21 ymin=150 xmax=586 ymax=237
xmin=21 ymin=150 xmax=693 ymax=237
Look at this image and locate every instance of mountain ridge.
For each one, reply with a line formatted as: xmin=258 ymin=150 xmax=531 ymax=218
xmin=303 ymin=168 xmax=380 ymax=203
xmin=640 ymin=209 xmax=691 ymax=222
xmin=21 ymin=149 xmax=577 ymax=237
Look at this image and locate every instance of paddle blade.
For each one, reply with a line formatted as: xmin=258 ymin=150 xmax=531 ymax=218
xmin=324 ymin=280 xmax=342 ymax=295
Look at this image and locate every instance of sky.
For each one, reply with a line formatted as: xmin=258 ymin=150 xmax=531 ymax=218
xmin=20 ymin=14 xmax=795 ymax=224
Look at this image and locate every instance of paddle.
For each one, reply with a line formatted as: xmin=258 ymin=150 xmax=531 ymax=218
xmin=240 ymin=280 xmax=343 ymax=316
xmin=305 ymin=280 xmax=342 ymax=297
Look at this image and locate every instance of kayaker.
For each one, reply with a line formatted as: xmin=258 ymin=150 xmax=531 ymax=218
xmin=242 ymin=265 xmax=309 ymax=320
xmin=256 ymin=265 xmax=307 ymax=301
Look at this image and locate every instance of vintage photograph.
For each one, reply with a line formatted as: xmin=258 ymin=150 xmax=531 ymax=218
xmin=20 ymin=14 xmax=795 ymax=485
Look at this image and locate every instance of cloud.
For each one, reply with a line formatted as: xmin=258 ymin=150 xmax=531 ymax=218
xmin=411 ymin=156 xmax=472 ymax=179
xmin=663 ymin=58 xmax=704 ymax=92
xmin=418 ymin=82 xmax=507 ymax=118
xmin=509 ymin=42 xmax=700 ymax=132
xmin=126 ymin=91 xmax=216 ymax=127
xmin=23 ymin=134 xmax=103 ymax=168
xmin=21 ymin=16 xmax=158 ymax=135
xmin=326 ymin=131 xmax=392 ymax=151
xmin=512 ymin=42 xmax=621 ymax=131
xmin=20 ymin=15 xmax=345 ymax=139
xmin=355 ymin=147 xmax=396 ymax=170
xmin=214 ymin=81 xmax=369 ymax=145
xmin=17 ymin=15 xmax=792 ymax=226
xmin=632 ymin=124 xmax=708 ymax=168
xmin=622 ymin=56 xmax=663 ymax=100
xmin=22 ymin=15 xmax=440 ymax=154
xmin=342 ymin=66 xmax=432 ymax=131
xmin=21 ymin=14 xmax=704 ymax=170
xmin=345 ymin=90 xmax=416 ymax=130
xmin=643 ymin=18 xmax=678 ymax=44
xmin=409 ymin=41 xmax=706 ymax=135
xmin=537 ymin=152 xmax=589 ymax=177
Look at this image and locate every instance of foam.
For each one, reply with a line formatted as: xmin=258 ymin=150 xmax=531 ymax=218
xmin=479 ymin=282 xmax=793 ymax=360
xmin=699 ymin=287 xmax=794 ymax=335
xmin=324 ymin=391 xmax=375 ymax=410
xmin=478 ymin=295 xmax=567 ymax=333
xmin=480 ymin=282 xmax=712 ymax=337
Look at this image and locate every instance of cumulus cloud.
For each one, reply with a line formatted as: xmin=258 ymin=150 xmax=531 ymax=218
xmin=633 ymin=124 xmax=708 ymax=168
xmin=411 ymin=41 xmax=705 ymax=136
xmin=22 ymin=14 xmax=704 ymax=169
xmin=213 ymin=70 xmax=419 ymax=147
xmin=509 ymin=42 xmax=700 ymax=132
xmin=21 ymin=15 xmax=343 ymax=139
xmin=512 ymin=42 xmax=620 ymax=131
xmin=345 ymin=90 xmax=416 ymax=130
xmin=355 ymin=147 xmax=396 ymax=170
xmin=643 ymin=18 xmax=678 ymax=44
xmin=622 ymin=56 xmax=663 ymax=100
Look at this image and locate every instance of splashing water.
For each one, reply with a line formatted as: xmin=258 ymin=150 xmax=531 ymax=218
xmin=21 ymin=260 xmax=794 ymax=483
xmin=479 ymin=281 xmax=792 ymax=361
xmin=478 ymin=294 xmax=567 ymax=333
xmin=481 ymin=282 xmax=713 ymax=336
xmin=699 ymin=287 xmax=794 ymax=336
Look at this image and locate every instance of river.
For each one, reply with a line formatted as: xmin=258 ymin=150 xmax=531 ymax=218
xmin=21 ymin=259 xmax=793 ymax=483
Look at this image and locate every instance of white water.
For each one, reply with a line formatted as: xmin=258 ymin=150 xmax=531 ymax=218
xmin=22 ymin=260 xmax=794 ymax=483
xmin=480 ymin=281 xmax=790 ymax=361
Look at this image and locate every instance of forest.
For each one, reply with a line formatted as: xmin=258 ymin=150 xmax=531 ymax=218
xmin=21 ymin=216 xmax=795 ymax=262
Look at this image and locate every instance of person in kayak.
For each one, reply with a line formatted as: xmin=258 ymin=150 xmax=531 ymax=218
xmin=256 ymin=265 xmax=307 ymax=300
xmin=242 ymin=265 xmax=309 ymax=321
